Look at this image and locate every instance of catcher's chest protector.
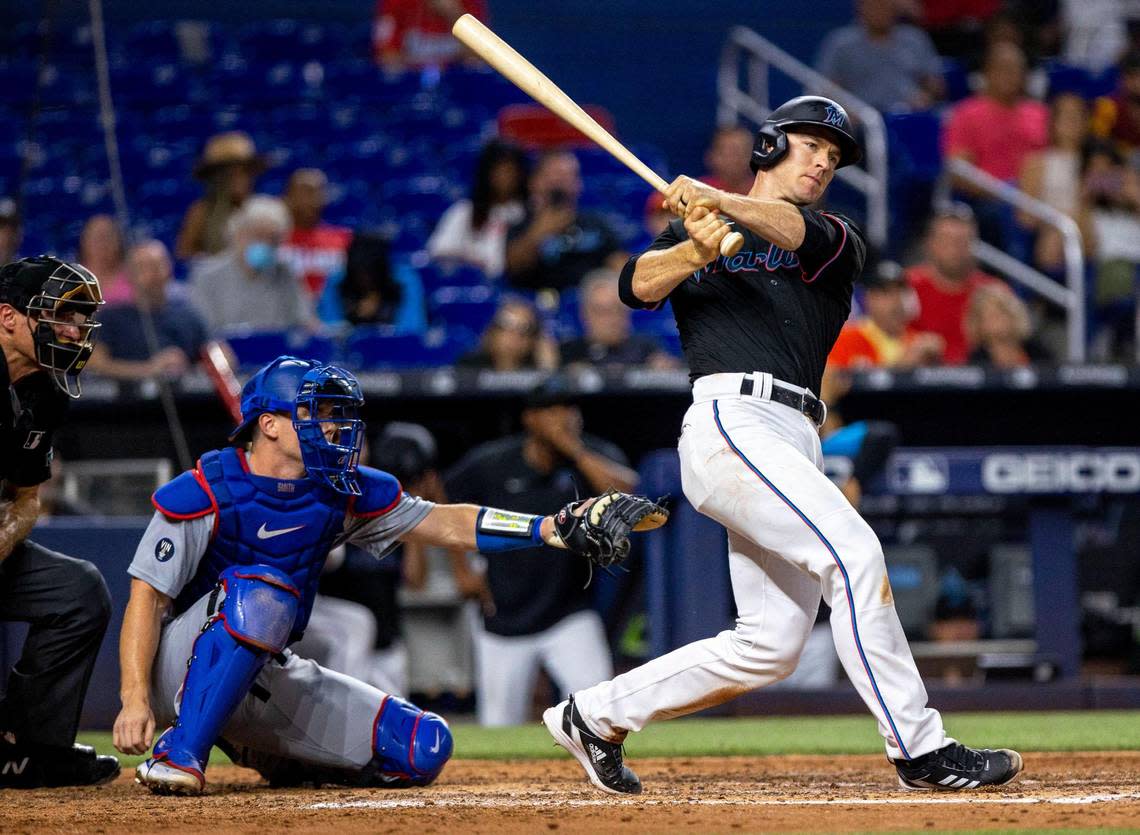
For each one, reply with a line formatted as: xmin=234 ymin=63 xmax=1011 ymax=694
xmin=175 ymin=448 xmax=347 ymax=638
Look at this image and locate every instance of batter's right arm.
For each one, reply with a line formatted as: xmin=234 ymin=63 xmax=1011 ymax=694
xmin=627 ymin=208 xmax=730 ymax=305
xmin=114 ymin=579 xmax=171 ymax=755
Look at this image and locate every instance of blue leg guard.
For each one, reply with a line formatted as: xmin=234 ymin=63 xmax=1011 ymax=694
xmin=369 ymin=695 xmax=453 ymax=787
xmin=144 ymin=566 xmax=299 ymax=791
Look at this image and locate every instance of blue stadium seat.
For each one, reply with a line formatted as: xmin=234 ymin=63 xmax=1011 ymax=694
xmin=343 ymin=326 xmax=469 ymax=369
xmin=417 ymin=262 xmax=488 ymax=290
xmin=630 ymin=305 xmax=676 ymax=337
xmin=221 ymin=328 xmax=335 ymax=369
xmin=429 ymin=285 xmax=500 ymax=333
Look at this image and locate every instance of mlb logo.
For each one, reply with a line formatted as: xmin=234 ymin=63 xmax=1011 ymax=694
xmin=888 ymin=454 xmax=949 ymax=494
xmin=23 ymin=430 xmax=45 ymax=450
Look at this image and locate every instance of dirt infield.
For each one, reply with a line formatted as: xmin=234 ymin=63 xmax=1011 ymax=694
xmin=3 ymin=751 xmax=1139 ymax=833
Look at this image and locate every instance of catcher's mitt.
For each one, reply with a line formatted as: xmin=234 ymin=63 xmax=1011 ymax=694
xmin=552 ymin=490 xmax=669 ymax=568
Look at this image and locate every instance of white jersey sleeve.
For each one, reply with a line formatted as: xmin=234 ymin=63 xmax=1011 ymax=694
xmin=127 ymin=511 xmax=214 ymax=599
xmin=342 ymin=493 xmax=434 ymax=558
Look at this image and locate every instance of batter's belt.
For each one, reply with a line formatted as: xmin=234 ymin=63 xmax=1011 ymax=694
xmin=691 ymin=372 xmax=827 ymax=427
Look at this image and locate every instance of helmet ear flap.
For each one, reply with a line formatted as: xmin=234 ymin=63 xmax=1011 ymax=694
xmin=750 ymin=125 xmax=788 ymax=173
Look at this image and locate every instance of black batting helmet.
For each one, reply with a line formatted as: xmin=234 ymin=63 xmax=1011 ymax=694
xmin=750 ymin=95 xmax=862 ymax=173
xmin=0 ymin=255 xmax=103 ymax=398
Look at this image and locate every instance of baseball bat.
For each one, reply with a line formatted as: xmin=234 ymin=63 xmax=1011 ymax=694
xmin=201 ymin=339 xmax=243 ymax=425
xmin=452 ymin=14 xmax=744 ymax=258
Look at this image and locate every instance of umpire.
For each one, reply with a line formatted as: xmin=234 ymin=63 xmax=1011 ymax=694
xmin=0 ymin=256 xmax=119 ymax=787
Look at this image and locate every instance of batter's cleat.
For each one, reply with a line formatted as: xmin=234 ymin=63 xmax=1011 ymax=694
xmin=135 ymin=729 xmax=206 ymax=796
xmin=543 ymin=696 xmax=641 ymax=795
xmin=893 ymin=741 xmax=1023 ymax=790
xmin=0 ymin=740 xmax=119 ymax=789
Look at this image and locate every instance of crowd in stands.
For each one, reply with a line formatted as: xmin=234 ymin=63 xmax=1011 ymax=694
xmin=4 ymin=0 xmax=1140 ymax=388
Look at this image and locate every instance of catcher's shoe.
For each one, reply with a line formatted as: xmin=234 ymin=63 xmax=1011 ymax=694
xmin=893 ymin=741 xmax=1023 ymax=790
xmin=0 ymin=740 xmax=119 ymax=788
xmin=543 ymin=696 xmax=641 ymax=795
xmin=135 ymin=729 xmax=206 ymax=795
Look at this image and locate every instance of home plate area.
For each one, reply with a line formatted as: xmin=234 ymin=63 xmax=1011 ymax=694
xmin=3 ymin=752 xmax=1138 ymax=833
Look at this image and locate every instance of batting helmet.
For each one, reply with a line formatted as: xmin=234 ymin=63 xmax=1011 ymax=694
xmin=229 ymin=355 xmax=366 ymax=495
xmin=0 ymin=255 xmax=103 ymax=398
xmin=749 ymin=95 xmax=862 ymax=173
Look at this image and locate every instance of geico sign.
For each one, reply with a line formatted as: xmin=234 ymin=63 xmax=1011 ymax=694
xmin=982 ymin=453 xmax=1140 ymax=493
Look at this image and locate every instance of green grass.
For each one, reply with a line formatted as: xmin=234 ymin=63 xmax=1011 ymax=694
xmin=80 ymin=709 xmax=1140 ymax=766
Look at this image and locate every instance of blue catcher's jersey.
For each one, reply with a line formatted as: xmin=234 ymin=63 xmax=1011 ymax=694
xmin=152 ymin=447 xmax=401 ymax=639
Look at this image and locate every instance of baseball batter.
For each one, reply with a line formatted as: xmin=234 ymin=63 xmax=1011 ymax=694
xmin=544 ymin=96 xmax=1023 ymax=794
xmin=113 ymin=355 xmax=661 ymax=795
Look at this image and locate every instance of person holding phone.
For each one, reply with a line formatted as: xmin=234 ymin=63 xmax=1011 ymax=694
xmin=505 ymin=149 xmax=626 ymax=293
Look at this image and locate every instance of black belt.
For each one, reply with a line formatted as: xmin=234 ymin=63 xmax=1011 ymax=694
xmin=739 ymin=376 xmax=826 ymax=426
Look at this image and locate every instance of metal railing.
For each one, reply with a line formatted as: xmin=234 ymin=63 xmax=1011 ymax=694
xmin=717 ymin=26 xmax=889 ymax=250
xmin=935 ymin=159 xmax=1087 ymax=362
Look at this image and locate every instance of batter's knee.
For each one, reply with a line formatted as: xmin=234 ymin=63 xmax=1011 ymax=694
xmin=724 ymin=620 xmax=809 ymax=682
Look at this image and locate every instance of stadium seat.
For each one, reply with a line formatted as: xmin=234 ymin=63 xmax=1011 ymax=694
xmin=428 ymin=285 xmax=500 ymax=333
xmin=417 ymin=261 xmax=489 ymax=290
xmin=221 ymin=328 xmax=335 ymax=369
xmin=343 ymin=326 xmax=470 ymax=369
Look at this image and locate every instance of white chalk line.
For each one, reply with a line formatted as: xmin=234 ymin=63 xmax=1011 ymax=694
xmin=308 ymin=792 xmax=1140 ymax=811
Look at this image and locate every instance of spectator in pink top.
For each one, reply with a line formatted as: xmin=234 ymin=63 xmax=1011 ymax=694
xmin=943 ymin=41 xmax=1048 ymax=183
xmin=942 ymin=40 xmax=1047 ymax=252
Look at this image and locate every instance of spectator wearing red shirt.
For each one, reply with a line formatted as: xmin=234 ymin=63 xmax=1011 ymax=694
xmin=279 ymin=169 xmax=352 ymax=304
xmin=904 ymin=205 xmax=1001 ymax=364
xmin=829 ymin=261 xmax=945 ymax=369
xmin=943 ymin=41 xmax=1049 ymax=184
xmin=373 ymin=0 xmax=487 ymax=69
xmin=942 ymin=40 xmax=1047 ymax=253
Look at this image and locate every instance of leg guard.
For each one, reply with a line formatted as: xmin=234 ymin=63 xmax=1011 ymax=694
xmin=138 ymin=566 xmax=299 ymax=794
xmin=366 ymin=695 xmax=453 ymax=787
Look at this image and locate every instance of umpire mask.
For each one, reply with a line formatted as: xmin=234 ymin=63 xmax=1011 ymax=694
xmin=0 ymin=256 xmax=104 ymax=398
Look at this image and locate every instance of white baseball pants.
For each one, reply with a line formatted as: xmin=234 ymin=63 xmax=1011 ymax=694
xmin=574 ymin=372 xmax=947 ymax=760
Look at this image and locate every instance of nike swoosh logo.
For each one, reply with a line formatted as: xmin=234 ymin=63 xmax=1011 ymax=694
xmin=256 ymin=523 xmax=306 ymax=540
xmin=429 ymin=730 xmax=441 ymax=754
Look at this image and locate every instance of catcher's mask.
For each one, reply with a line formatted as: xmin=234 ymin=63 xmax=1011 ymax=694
xmin=0 ymin=255 xmax=104 ymax=398
xmin=750 ymin=95 xmax=862 ymax=173
xmin=229 ymin=356 xmax=366 ymax=496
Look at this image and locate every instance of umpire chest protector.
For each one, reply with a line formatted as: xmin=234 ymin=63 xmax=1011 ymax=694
xmin=154 ymin=447 xmax=400 ymax=636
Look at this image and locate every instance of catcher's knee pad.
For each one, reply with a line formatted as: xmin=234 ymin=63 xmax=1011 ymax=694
xmin=218 ymin=564 xmax=300 ymax=653
xmin=370 ymin=695 xmax=453 ymax=786
xmin=163 ymin=566 xmax=300 ymax=765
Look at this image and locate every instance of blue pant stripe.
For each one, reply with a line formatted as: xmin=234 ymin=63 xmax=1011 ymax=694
xmin=711 ymin=400 xmax=912 ymax=760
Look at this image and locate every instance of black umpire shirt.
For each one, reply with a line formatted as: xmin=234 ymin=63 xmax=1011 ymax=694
xmin=445 ymin=434 xmax=627 ymax=637
xmin=0 ymin=360 xmax=66 ymax=489
xmin=618 ymin=208 xmax=867 ymax=394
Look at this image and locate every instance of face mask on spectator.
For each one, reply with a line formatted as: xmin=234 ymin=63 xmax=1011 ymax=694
xmin=244 ymin=241 xmax=276 ymax=272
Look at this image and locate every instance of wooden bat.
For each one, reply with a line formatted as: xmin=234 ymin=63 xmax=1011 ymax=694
xmin=452 ymin=14 xmax=744 ymax=258
xmin=200 ymin=339 xmax=243 ymax=425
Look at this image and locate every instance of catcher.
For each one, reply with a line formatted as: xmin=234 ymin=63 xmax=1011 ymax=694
xmin=112 ymin=355 xmax=665 ymax=795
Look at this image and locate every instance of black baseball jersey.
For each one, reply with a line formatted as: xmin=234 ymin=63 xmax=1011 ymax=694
xmin=0 ymin=361 xmax=67 ymax=488
xmin=618 ymin=208 xmax=866 ymax=394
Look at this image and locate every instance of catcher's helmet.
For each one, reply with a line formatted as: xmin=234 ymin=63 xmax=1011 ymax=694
xmin=0 ymin=255 xmax=103 ymax=398
xmin=229 ymin=355 xmax=366 ymax=495
xmin=750 ymin=95 xmax=862 ymax=173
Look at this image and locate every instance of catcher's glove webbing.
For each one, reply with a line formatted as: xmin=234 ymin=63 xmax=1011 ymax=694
xmin=552 ymin=490 xmax=669 ymax=569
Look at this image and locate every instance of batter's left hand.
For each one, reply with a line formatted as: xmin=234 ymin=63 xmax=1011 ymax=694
xmin=664 ymin=176 xmax=723 ymax=218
